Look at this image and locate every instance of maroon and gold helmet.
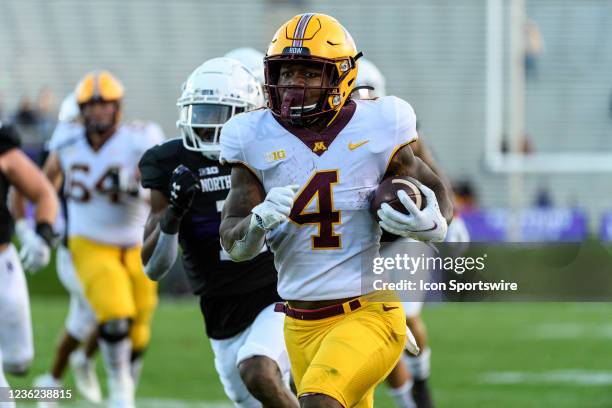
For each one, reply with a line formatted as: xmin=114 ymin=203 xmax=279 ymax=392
xmin=264 ymin=13 xmax=361 ymax=125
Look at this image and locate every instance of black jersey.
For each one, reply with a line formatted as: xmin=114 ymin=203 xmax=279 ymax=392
xmin=0 ymin=123 xmax=21 ymax=244
xmin=139 ymin=138 xmax=280 ymax=339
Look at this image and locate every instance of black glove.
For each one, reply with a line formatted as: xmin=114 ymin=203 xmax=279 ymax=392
xmin=160 ymin=165 xmax=200 ymax=234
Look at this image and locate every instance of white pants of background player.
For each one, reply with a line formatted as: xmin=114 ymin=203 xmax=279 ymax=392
xmin=209 ymin=303 xmax=291 ymax=408
xmin=56 ymin=245 xmax=97 ymax=342
xmin=0 ymin=244 xmax=34 ymax=376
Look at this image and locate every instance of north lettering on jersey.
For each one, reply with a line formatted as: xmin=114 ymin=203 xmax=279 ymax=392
xmin=200 ymin=174 xmax=231 ymax=193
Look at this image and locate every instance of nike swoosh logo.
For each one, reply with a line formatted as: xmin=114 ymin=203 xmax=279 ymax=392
xmin=382 ymin=305 xmax=399 ymax=311
xmin=348 ymin=140 xmax=369 ymax=150
xmin=406 ymin=222 xmax=438 ymax=233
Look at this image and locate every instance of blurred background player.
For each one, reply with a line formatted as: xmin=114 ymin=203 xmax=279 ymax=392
xmin=224 ymin=48 xmax=266 ymax=85
xmin=355 ymin=57 xmax=471 ymax=408
xmin=139 ymin=57 xmax=297 ymax=408
xmin=24 ymin=93 xmax=102 ymax=405
xmin=0 ymin=120 xmax=58 ymax=408
xmin=41 ymin=71 xmax=164 ymax=408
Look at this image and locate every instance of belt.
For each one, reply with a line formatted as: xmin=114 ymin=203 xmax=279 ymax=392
xmin=274 ymin=298 xmax=363 ymax=320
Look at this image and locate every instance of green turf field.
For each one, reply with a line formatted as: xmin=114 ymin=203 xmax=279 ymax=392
xmin=7 ymin=297 xmax=612 ymax=407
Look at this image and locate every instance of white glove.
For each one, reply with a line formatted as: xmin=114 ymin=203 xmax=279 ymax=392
xmin=377 ymin=181 xmax=448 ymax=242
xmin=15 ymin=220 xmax=51 ymax=273
xmin=252 ymin=185 xmax=300 ymax=231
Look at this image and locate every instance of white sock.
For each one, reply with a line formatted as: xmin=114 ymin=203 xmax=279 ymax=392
xmin=130 ymin=354 xmax=143 ymax=388
xmin=407 ymin=347 xmax=431 ymax=380
xmin=99 ymin=338 xmax=134 ymax=406
xmin=0 ymin=349 xmax=16 ymax=408
xmin=388 ymin=380 xmax=416 ymax=408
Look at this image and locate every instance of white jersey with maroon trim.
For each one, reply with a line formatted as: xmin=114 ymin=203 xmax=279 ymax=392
xmin=49 ymin=121 xmax=164 ymax=246
xmin=220 ymin=96 xmax=418 ymax=301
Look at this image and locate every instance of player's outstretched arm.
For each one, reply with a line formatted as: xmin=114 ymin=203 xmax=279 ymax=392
xmin=1 ymin=148 xmax=58 ymax=271
xmin=42 ymin=152 xmax=65 ymax=192
xmin=386 ymin=144 xmax=453 ymax=224
xmin=2 ymin=149 xmax=59 ymax=225
xmin=141 ymin=163 xmax=200 ymax=280
xmin=141 ymin=189 xmax=168 ymax=264
xmin=11 ymin=151 xmax=64 ymax=238
xmin=141 ymin=189 xmax=178 ymax=281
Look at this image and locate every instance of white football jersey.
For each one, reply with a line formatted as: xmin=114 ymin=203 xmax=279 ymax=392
xmin=220 ymin=96 xmax=418 ymax=300
xmin=49 ymin=121 xmax=164 ymax=246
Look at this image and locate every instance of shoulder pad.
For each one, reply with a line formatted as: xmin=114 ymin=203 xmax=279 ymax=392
xmin=138 ymin=138 xmax=183 ymax=195
xmin=0 ymin=122 xmax=22 ymax=154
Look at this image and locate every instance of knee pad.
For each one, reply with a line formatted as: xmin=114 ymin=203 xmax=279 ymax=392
xmin=99 ymin=319 xmax=131 ymax=343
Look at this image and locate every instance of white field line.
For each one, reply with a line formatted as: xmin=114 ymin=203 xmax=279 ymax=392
xmin=530 ymin=323 xmax=612 ymax=339
xmin=480 ymin=370 xmax=612 ymax=386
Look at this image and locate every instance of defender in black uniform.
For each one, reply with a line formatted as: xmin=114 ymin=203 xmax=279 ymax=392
xmin=139 ymin=58 xmax=297 ymax=408
xmin=0 ymin=121 xmax=58 ymax=400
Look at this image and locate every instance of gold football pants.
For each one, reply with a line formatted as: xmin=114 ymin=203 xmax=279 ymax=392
xmin=284 ymin=295 xmax=406 ymax=407
xmin=69 ymin=236 xmax=157 ymax=350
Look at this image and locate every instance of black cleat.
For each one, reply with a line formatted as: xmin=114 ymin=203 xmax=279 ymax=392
xmin=412 ymin=379 xmax=434 ymax=408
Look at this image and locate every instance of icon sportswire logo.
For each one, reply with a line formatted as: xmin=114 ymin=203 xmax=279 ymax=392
xmin=348 ymin=140 xmax=369 ymax=150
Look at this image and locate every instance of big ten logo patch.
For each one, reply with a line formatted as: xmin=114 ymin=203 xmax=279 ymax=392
xmin=199 ymin=166 xmax=220 ymax=177
xmin=198 ymin=166 xmax=231 ymax=193
xmin=265 ymin=149 xmax=286 ymax=163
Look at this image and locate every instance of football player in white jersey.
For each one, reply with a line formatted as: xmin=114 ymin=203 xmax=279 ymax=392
xmin=0 ymin=121 xmax=58 ymax=408
xmin=25 ymin=93 xmax=102 ymax=405
xmin=219 ymin=13 xmax=453 ymax=408
xmin=140 ymin=57 xmax=297 ymax=408
xmin=42 ymin=71 xmax=164 ymax=408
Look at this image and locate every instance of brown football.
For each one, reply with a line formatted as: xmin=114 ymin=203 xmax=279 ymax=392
xmin=370 ymin=176 xmax=426 ymax=218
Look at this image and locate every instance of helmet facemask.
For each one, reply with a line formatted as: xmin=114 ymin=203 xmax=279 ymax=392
xmin=177 ymin=100 xmax=247 ymax=160
xmin=264 ymin=56 xmax=356 ymax=127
